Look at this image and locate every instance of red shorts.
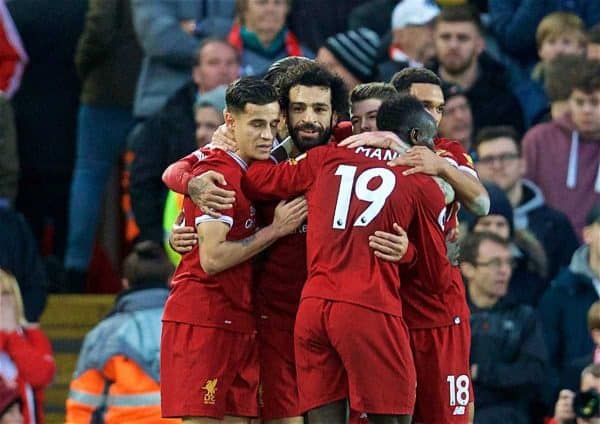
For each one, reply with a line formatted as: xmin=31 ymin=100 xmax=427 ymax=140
xmin=258 ymin=322 xmax=300 ymax=419
xmin=294 ymin=298 xmax=416 ymax=415
xmin=160 ymin=321 xmax=259 ymax=419
xmin=410 ymin=319 xmax=473 ymax=423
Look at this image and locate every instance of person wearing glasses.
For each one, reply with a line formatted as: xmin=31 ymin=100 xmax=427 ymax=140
xmin=460 ymin=231 xmax=548 ymax=424
xmin=474 ymin=125 xmax=579 ymax=281
xmin=463 ymin=181 xmax=551 ymax=307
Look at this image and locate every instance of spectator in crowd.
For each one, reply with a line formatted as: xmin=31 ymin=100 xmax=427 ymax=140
xmin=194 ymin=96 xmax=226 ymax=148
xmin=349 ymin=82 xmax=397 ymax=134
xmin=8 ymin=0 xmax=87 ymax=270
xmin=538 ymin=54 xmax=588 ymax=124
xmin=0 ymin=378 xmax=23 ymax=423
xmin=64 ymin=0 xmax=142 ymax=293
xmin=464 ymin=182 xmax=550 ymax=306
xmin=66 ymin=241 xmax=174 ymax=424
xmin=316 ymin=28 xmax=381 ymax=90
xmin=438 ymin=81 xmax=474 ymax=153
xmin=519 ymin=12 xmax=587 ymax=127
xmin=377 ymin=0 xmax=440 ymax=82
xmin=348 ymin=0 xmax=396 ymax=38
xmin=0 ymin=206 xmax=47 ymax=322
xmin=523 ymin=59 xmax=600 ymax=238
xmin=129 ymin=39 xmax=239 ymax=246
xmin=0 ymin=0 xmax=27 ymax=209
xmin=474 ymin=125 xmax=579 ymax=280
xmin=227 ymin=0 xmax=312 ymax=77
xmin=588 ymin=24 xmax=600 ymax=61
xmin=430 ymin=5 xmax=525 ymax=135
xmin=560 ymin=301 xmax=600 ymax=393
xmin=539 ymin=203 xmax=600 ymax=409
xmin=0 ymin=268 xmax=55 ymax=424
xmin=461 ymin=231 xmax=547 ymax=424
xmin=488 ymin=0 xmax=600 ymax=69
xmin=131 ymin=0 xmax=235 ymax=119
xmin=549 ymin=364 xmax=600 ymax=424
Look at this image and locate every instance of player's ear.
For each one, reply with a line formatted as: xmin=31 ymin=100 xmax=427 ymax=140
xmin=332 ymin=111 xmax=339 ymax=127
xmin=225 ymin=109 xmax=235 ymax=131
xmin=409 ymin=128 xmax=420 ymax=145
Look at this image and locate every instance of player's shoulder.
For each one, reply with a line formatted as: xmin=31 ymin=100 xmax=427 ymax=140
xmin=192 ymin=149 xmax=246 ymax=177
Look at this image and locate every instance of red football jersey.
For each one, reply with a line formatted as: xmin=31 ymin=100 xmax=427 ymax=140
xmin=243 ymin=145 xmax=451 ymax=316
xmin=399 ymin=138 xmax=478 ymax=329
xmin=162 ymin=150 xmax=257 ymax=333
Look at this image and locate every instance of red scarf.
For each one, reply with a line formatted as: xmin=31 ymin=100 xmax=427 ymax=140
xmin=227 ymin=23 xmax=303 ymax=57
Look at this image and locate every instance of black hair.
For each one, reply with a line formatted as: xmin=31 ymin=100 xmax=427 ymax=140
xmin=572 ymin=59 xmax=600 ymax=95
xmin=391 ymin=68 xmax=442 ymax=93
xmin=589 ymin=23 xmax=600 ymax=44
xmin=225 ymin=77 xmax=279 ymax=114
xmin=460 ymin=231 xmax=510 ymax=265
xmin=278 ymin=62 xmax=349 ymax=116
xmin=350 ymin=82 xmax=397 ymax=106
xmin=376 ymin=94 xmax=436 ymax=143
xmin=263 ymin=56 xmax=314 ymax=92
xmin=122 ymin=241 xmax=174 ymax=288
xmin=474 ymin=125 xmax=520 ymax=153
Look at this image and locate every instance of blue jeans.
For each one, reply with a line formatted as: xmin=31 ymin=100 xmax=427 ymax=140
xmin=64 ymin=104 xmax=134 ymax=270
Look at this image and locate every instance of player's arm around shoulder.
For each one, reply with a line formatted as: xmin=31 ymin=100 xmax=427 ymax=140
xmin=196 ymin=198 xmax=308 ymax=275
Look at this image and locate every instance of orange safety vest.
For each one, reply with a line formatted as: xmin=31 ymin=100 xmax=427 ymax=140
xmin=66 ymin=354 xmax=179 ymax=424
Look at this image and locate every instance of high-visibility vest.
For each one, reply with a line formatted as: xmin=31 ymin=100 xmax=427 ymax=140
xmin=162 ymin=190 xmax=184 ymax=266
xmin=66 ymin=354 xmax=179 ymax=424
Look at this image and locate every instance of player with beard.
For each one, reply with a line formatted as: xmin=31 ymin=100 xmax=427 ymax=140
xmin=162 ymin=62 xmax=409 ymax=423
xmin=338 ymin=67 xmax=488 ymax=423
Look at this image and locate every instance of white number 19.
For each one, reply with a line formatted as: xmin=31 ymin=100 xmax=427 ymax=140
xmin=332 ymin=165 xmax=396 ymax=229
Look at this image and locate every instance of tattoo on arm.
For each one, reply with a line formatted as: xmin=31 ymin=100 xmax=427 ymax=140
xmin=235 ymin=234 xmax=256 ymax=247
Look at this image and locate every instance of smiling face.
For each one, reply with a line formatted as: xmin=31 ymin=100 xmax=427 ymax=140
xmin=287 ymin=85 xmax=335 ymax=152
xmin=226 ymin=101 xmax=280 ymax=162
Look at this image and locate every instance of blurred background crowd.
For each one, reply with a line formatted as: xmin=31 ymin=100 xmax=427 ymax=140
xmin=1 ymin=0 xmax=600 ymax=422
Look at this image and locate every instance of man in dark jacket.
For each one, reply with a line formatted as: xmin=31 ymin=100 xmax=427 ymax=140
xmin=539 ymin=203 xmax=600 ymax=409
xmin=129 ymin=39 xmax=239 ymax=245
xmin=474 ymin=125 xmax=579 ymax=280
xmin=461 ymin=231 xmax=548 ymax=424
xmin=429 ymin=5 xmax=525 ymax=136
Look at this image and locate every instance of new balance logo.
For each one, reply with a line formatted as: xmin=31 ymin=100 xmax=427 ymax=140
xmin=452 ymin=406 xmax=466 ymax=415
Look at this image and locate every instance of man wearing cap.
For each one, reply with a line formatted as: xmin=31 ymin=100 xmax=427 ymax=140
xmin=439 ymin=82 xmax=474 ymax=154
xmin=377 ymin=0 xmax=440 ymax=82
xmin=316 ymin=28 xmax=381 ymax=90
xmin=539 ymin=202 xmax=600 ymax=408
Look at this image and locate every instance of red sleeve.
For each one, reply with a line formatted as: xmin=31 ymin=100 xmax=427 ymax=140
xmin=436 ymin=139 xmax=478 ymax=178
xmin=162 ymin=150 xmax=204 ymax=194
xmin=4 ymin=327 xmax=55 ymax=388
xmin=243 ymin=147 xmax=325 ymax=201
xmin=399 ymin=243 xmax=417 ymax=266
xmin=0 ymin=1 xmax=27 ymax=98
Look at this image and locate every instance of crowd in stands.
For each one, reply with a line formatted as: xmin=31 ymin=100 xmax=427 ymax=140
xmin=0 ymin=0 xmax=599 ymax=422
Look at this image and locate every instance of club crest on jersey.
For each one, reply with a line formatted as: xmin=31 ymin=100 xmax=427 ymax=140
xmin=202 ymin=378 xmax=218 ymax=404
xmin=289 ymin=152 xmax=307 ymax=165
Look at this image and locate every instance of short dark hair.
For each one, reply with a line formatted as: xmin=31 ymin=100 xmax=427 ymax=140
xmin=278 ymin=62 xmax=349 ymax=116
xmin=435 ymin=4 xmax=483 ymax=33
xmin=195 ymin=37 xmax=239 ymax=66
xmin=572 ymin=59 xmax=600 ymax=95
xmin=376 ymin=94 xmax=435 ymax=141
xmin=589 ymin=23 xmax=600 ymax=44
xmin=263 ymin=56 xmax=314 ymax=92
xmin=460 ymin=231 xmax=509 ymax=265
xmin=350 ymin=82 xmax=397 ymax=107
xmin=544 ymin=54 xmax=587 ymax=101
xmin=474 ymin=125 xmax=520 ymax=153
xmin=391 ymin=68 xmax=442 ymax=93
xmin=123 ymin=241 xmax=174 ymax=288
xmin=226 ymin=77 xmax=279 ymax=114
